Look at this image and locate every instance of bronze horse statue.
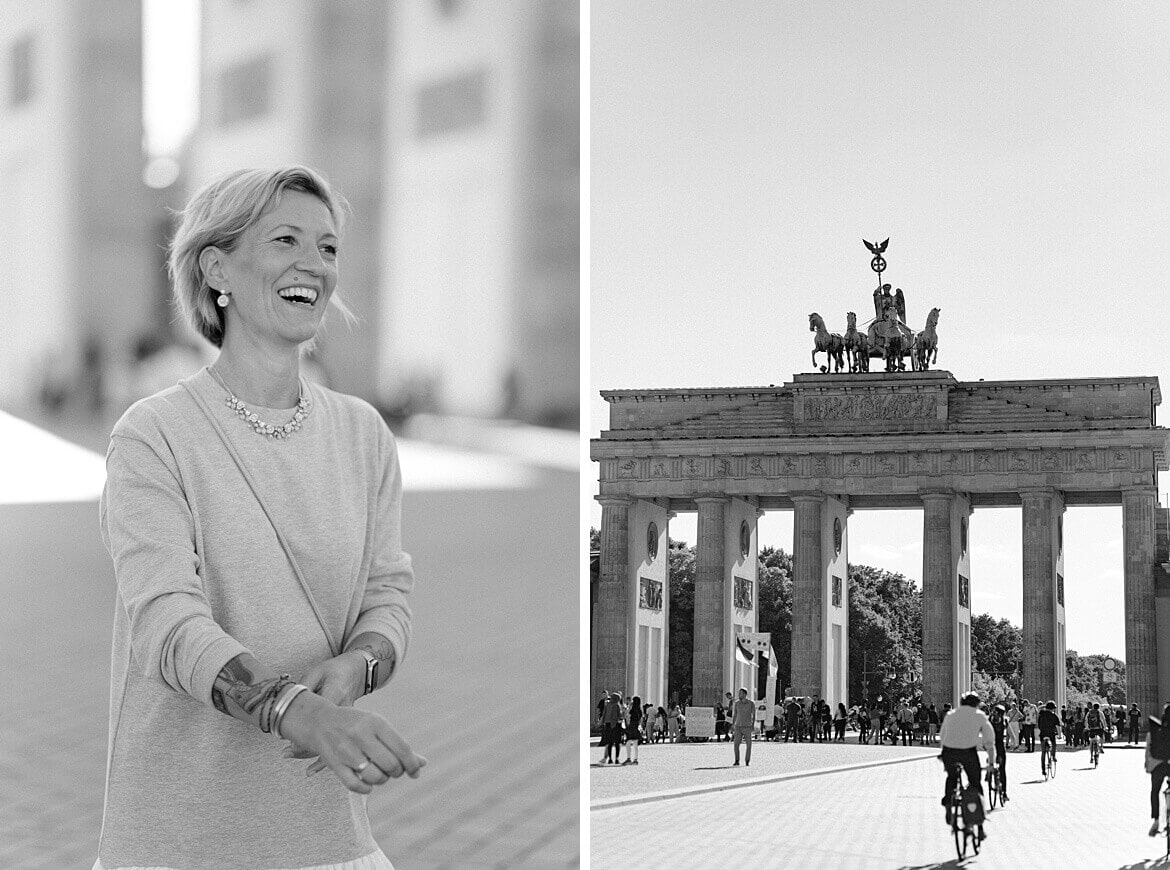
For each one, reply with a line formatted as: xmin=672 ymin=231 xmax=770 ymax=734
xmin=915 ymin=307 xmax=941 ymax=371
xmin=843 ymin=311 xmax=869 ymax=372
xmin=808 ymin=313 xmax=845 ymax=373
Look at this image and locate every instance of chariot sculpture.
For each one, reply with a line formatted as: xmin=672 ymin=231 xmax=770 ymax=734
xmin=808 ymin=239 xmax=941 ymax=374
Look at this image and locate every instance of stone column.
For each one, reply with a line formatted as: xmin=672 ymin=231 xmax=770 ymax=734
xmin=921 ymin=491 xmax=955 ymax=707
xmin=692 ymin=496 xmax=727 ymax=706
xmin=1123 ymin=486 xmax=1159 ymax=728
xmin=791 ymin=494 xmax=823 ymax=697
xmin=1021 ymin=489 xmax=1060 ymax=706
xmin=593 ymin=498 xmax=631 ymax=709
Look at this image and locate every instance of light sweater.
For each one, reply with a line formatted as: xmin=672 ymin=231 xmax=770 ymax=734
xmin=97 ymin=368 xmax=413 ymax=870
xmin=939 ymin=706 xmax=997 ymax=761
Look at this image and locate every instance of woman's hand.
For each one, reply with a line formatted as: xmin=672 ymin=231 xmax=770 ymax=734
xmin=279 ymin=691 xmax=426 ymax=794
xmin=301 ymin=650 xmax=368 ymax=708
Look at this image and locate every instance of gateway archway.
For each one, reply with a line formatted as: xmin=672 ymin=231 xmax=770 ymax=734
xmin=591 ymin=371 xmax=1170 ymax=718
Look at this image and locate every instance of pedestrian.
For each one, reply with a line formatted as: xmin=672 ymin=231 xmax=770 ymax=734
xmin=1131 ymin=703 xmax=1143 ymax=743
xmin=1006 ymin=700 xmax=1021 ymax=750
xmin=928 ymin=703 xmax=940 ymax=744
xmin=597 ymin=691 xmax=609 ymax=729
xmin=869 ymin=704 xmax=883 ymax=745
xmin=916 ymin=703 xmax=930 ymax=745
xmin=641 ymin=702 xmax=654 ymax=743
xmin=821 ymin=700 xmax=834 ymax=741
xmin=600 ymin=691 xmax=623 ymax=763
xmin=835 ymin=703 xmax=848 ymax=741
xmin=622 ymin=695 xmax=643 ymax=765
xmin=897 ymin=699 xmax=915 ymax=746
xmin=1073 ymin=704 xmax=1086 ymax=747
xmin=731 ymin=688 xmax=755 ymax=766
xmin=667 ymin=701 xmax=681 ymax=743
xmin=1116 ymin=706 xmax=1127 ymax=743
xmin=857 ymin=702 xmax=870 ymax=744
xmin=95 ymin=167 xmax=424 ymax=870
xmin=654 ymin=705 xmax=668 ymax=743
xmin=1020 ymin=698 xmax=1037 ymax=752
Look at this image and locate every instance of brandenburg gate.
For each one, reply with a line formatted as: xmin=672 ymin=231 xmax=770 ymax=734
xmin=592 ymin=370 xmax=1170 ymax=715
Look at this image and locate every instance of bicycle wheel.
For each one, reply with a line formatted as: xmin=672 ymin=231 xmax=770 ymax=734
xmin=1041 ymin=747 xmax=1049 ymax=780
xmin=952 ymin=807 xmax=966 ymax=860
xmin=972 ymin=826 xmax=982 ymax=855
xmin=1050 ymin=748 xmax=1057 ymax=779
xmin=987 ymin=768 xmax=998 ymax=809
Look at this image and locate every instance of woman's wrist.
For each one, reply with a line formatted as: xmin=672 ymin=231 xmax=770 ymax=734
xmin=278 ymin=686 xmax=330 ymax=747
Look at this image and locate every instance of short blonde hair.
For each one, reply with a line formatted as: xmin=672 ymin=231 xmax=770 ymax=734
xmin=169 ymin=166 xmax=351 ymax=348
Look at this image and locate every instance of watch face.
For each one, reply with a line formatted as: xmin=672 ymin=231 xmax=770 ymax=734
xmin=740 ymin=520 xmax=750 ymax=557
xmin=647 ymin=522 xmax=658 ymax=561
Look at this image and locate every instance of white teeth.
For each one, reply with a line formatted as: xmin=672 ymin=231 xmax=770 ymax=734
xmin=278 ymin=286 xmax=319 ymax=304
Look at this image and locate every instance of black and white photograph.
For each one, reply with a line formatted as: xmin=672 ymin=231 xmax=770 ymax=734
xmin=589 ymin=2 xmax=1170 ymax=866
xmin=0 ymin=2 xmax=578 ymax=868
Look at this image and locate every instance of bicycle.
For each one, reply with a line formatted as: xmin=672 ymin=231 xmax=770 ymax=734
xmin=1040 ymin=736 xmax=1057 ymax=780
xmin=1089 ymin=733 xmax=1101 ymax=768
xmin=986 ymin=762 xmax=999 ymax=810
xmin=946 ymin=761 xmax=984 ymax=859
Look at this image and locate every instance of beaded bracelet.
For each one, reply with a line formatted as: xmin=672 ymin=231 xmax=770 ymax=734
xmin=272 ymin=683 xmax=311 ymax=740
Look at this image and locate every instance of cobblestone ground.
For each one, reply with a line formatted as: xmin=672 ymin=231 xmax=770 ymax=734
xmin=592 ymin=741 xmax=1168 ymax=869
xmin=0 ymin=468 xmax=577 ymax=869
xmin=591 ymin=735 xmax=938 ymax=802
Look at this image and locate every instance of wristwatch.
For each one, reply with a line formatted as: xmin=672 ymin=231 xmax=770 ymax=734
xmin=354 ymin=649 xmax=379 ymax=696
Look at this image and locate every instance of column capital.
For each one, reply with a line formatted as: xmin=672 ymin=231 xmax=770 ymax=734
xmin=1121 ymin=485 xmax=1159 ymax=500
xmin=596 ymin=495 xmax=632 ymax=508
xmin=790 ymin=492 xmax=826 ymax=504
xmin=919 ymin=489 xmax=955 ymax=504
xmin=694 ymin=494 xmax=730 ymax=505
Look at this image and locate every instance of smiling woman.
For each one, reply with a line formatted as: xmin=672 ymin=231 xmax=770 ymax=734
xmin=93 ymin=167 xmax=424 ymax=870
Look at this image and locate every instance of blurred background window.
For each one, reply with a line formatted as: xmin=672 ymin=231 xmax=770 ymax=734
xmin=217 ymin=55 xmax=270 ymax=126
xmin=9 ymin=35 xmax=33 ymax=106
xmin=416 ymin=67 xmax=487 ymax=138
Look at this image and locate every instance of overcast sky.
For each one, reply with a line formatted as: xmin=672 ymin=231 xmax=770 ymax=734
xmin=590 ymin=1 xmax=1170 ymax=659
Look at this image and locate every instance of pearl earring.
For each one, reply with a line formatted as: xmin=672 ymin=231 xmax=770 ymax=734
xmin=217 ymin=293 xmax=231 ymax=308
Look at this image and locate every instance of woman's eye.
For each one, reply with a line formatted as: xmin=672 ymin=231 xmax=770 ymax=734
xmin=274 ymin=235 xmax=296 ymax=245
xmin=321 ymin=244 xmax=338 ymax=257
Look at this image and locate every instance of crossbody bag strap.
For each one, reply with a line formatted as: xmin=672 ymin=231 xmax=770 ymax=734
xmin=183 ymin=381 xmax=341 ymax=658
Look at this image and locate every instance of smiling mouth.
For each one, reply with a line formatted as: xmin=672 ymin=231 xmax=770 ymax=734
xmin=277 ymin=286 xmax=319 ymax=307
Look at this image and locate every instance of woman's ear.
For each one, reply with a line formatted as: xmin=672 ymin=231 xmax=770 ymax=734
xmin=199 ymin=246 xmax=227 ymax=291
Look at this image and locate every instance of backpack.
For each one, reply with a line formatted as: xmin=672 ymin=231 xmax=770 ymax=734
xmin=960 ymin=786 xmax=985 ymax=826
xmin=1151 ymin=719 xmax=1170 ymax=762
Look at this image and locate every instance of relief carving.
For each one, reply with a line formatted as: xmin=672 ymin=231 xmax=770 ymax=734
xmin=812 ymin=456 xmax=828 ymax=475
xmin=1112 ymin=450 xmax=1130 ymax=468
xmin=780 ymin=457 xmax=797 ymax=474
xmin=942 ymin=452 xmax=961 ymax=471
xmin=750 ymin=457 xmax=767 ymax=475
xmin=1042 ymin=452 xmax=1060 ymax=471
xmin=911 ymin=453 xmax=929 ymax=472
xmin=977 ymin=452 xmax=995 ymax=471
xmin=802 ymin=393 xmax=938 ymax=423
xmin=717 ymin=458 xmax=734 ymax=477
xmin=652 ymin=461 xmax=667 ymax=477
xmin=617 ymin=459 xmax=637 ymax=478
xmin=1010 ymin=452 xmax=1029 ymax=471
xmin=877 ymin=454 xmax=897 ymax=474
xmin=846 ymin=456 xmax=863 ymax=474
xmin=1075 ymin=452 xmax=1093 ymax=471
xmin=683 ymin=458 xmax=702 ymax=477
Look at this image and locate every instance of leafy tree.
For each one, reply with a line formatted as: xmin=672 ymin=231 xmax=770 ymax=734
xmin=848 ymin=564 xmax=922 ymax=707
xmin=589 ymin=526 xmax=599 ymax=551
xmin=666 ymin=538 xmax=695 ymax=701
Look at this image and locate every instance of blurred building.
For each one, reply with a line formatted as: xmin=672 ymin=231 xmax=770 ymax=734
xmin=0 ymin=0 xmax=155 ymax=409
xmin=188 ymin=0 xmax=389 ymax=401
xmin=189 ymin=0 xmax=578 ymax=425
xmin=380 ymin=0 xmax=579 ymax=425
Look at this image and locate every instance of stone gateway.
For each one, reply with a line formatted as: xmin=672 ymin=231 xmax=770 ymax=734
xmin=591 ymin=371 xmax=1170 ymax=723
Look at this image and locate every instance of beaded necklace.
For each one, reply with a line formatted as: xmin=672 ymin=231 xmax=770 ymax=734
xmin=209 ymin=366 xmax=310 ymax=440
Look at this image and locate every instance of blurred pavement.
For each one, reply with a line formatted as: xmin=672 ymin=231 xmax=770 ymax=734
xmin=0 ymin=413 xmax=579 ymax=869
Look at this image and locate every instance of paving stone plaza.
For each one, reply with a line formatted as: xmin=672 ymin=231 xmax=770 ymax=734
xmin=591 ymin=736 xmax=1168 ymax=867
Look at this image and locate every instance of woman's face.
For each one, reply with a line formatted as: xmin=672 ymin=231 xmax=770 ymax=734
xmin=209 ymin=190 xmax=339 ymax=350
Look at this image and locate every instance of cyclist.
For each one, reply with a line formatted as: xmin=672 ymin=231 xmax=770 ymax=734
xmin=1038 ymin=700 xmax=1062 ymax=772
xmin=1147 ymin=703 xmax=1170 ymax=835
xmin=989 ymin=704 xmax=1009 ymax=802
xmin=939 ymin=691 xmax=996 ymax=832
xmin=1085 ymin=702 xmax=1106 ymax=759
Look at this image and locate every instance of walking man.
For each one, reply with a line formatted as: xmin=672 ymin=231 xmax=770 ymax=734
xmin=1022 ymin=699 xmax=1038 ymax=752
xmin=1130 ymin=703 xmax=1143 ymax=744
xmin=732 ymin=687 xmax=756 ymax=766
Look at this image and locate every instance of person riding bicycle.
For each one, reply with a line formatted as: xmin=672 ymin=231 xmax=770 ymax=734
xmin=989 ymin=704 xmax=1009 ymax=802
xmin=1085 ymin=702 xmax=1106 ymax=757
xmin=939 ymin=691 xmax=996 ymax=832
xmin=1038 ymin=700 xmax=1062 ymax=767
xmin=1147 ymin=703 xmax=1170 ymax=835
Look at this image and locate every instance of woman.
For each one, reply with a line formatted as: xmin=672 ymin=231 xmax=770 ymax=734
xmin=834 ymin=703 xmax=848 ymax=741
xmin=1006 ymin=700 xmax=1021 ymax=750
xmin=654 ymin=705 xmax=668 ymax=743
xmin=623 ymin=695 xmax=643 ymax=764
xmin=667 ymin=702 xmax=682 ymax=742
xmin=96 ymin=167 xmax=423 ymax=870
xmin=1147 ymin=703 xmax=1170 ymax=836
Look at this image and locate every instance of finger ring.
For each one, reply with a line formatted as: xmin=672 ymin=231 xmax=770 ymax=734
xmin=354 ymin=760 xmax=370 ymax=775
